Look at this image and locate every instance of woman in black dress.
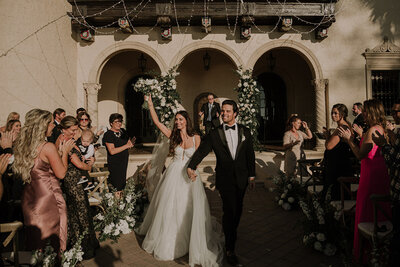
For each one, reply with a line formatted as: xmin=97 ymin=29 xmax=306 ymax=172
xmin=102 ymin=113 xmax=134 ymax=196
xmin=323 ymin=104 xmax=354 ymax=200
xmin=56 ymin=116 xmax=99 ymax=260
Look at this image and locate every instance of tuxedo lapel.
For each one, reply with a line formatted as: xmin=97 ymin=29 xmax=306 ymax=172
xmin=235 ymin=126 xmax=245 ymax=160
xmin=218 ymin=127 xmax=233 ymax=159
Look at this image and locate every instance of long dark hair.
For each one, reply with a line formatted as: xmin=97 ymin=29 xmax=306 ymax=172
xmin=169 ymin=111 xmax=195 ymax=155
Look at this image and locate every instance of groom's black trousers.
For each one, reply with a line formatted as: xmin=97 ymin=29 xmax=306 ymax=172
xmin=219 ymin=185 xmax=247 ymax=252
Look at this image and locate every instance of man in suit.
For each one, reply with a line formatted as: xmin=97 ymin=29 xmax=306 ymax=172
xmin=199 ymin=93 xmax=221 ymax=135
xmin=188 ymin=99 xmax=255 ymax=267
xmin=47 ymin=108 xmax=65 ymax=143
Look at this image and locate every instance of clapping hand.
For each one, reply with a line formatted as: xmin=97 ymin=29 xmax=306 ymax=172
xmin=59 ymin=139 xmax=75 ymax=156
xmin=337 ymin=127 xmax=352 ymax=142
xmin=372 ymin=130 xmax=387 ymax=147
xmin=386 ymin=121 xmax=395 ymax=132
xmin=187 ymin=168 xmax=197 ymax=182
xmin=0 ymin=132 xmax=13 ymax=149
xmin=352 ymin=124 xmax=363 ymax=137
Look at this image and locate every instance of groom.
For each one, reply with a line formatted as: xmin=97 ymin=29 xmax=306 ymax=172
xmin=187 ymin=99 xmax=256 ymax=267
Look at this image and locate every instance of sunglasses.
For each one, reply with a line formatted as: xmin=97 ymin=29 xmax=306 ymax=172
xmin=80 ymin=118 xmax=89 ymax=121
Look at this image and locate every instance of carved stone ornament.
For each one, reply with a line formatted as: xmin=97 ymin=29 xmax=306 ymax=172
xmin=240 ymin=26 xmax=251 ymax=40
xmin=280 ymin=17 xmax=292 ymax=32
xmin=80 ymin=29 xmax=94 ymax=42
xmin=202 ymin=16 xmax=212 ymax=33
xmin=366 ymin=36 xmax=400 ymax=53
xmin=315 ymin=28 xmax=328 ymax=40
xmin=118 ymin=18 xmax=133 ymax=33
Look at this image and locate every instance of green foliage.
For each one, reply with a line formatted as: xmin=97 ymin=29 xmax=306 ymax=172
xmin=234 ymin=66 xmax=261 ymax=149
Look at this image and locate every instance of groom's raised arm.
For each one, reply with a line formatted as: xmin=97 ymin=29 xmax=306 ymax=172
xmin=188 ymin=134 xmax=213 ymax=170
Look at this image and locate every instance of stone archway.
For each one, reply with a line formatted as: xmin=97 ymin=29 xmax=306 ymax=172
xmin=84 ymin=42 xmax=167 ymax=128
xmin=248 ymin=40 xmax=327 ymax=149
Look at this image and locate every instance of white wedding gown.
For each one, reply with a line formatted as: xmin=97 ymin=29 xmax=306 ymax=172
xmin=136 ymin=137 xmax=223 ymax=266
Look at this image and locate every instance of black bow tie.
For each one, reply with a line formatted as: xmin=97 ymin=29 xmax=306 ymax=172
xmin=225 ymin=125 xmax=236 ymax=131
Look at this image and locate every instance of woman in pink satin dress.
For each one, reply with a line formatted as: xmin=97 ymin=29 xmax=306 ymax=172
xmin=339 ymin=99 xmax=391 ymax=262
xmin=12 ymin=109 xmax=74 ymax=253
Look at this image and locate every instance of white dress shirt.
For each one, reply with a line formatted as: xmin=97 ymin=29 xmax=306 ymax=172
xmin=224 ymin=123 xmax=238 ymax=159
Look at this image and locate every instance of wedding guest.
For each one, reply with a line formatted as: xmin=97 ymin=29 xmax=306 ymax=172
xmin=372 ymin=100 xmax=400 ymax=266
xmin=323 ymin=104 xmax=354 ymax=200
xmin=76 ymin=107 xmax=86 ymax=115
xmin=0 ymin=112 xmax=20 ymax=132
xmin=283 ymin=115 xmax=312 ymax=176
xmin=199 ymin=93 xmax=221 ymax=135
xmin=56 ymin=116 xmax=99 ymax=259
xmin=48 ymin=108 xmax=66 ymax=143
xmin=76 ymin=111 xmax=104 ymax=142
xmin=102 ymin=113 xmax=134 ymax=195
xmin=12 ymin=109 xmax=74 ymax=253
xmin=5 ymin=119 xmax=21 ymax=133
xmin=76 ymin=129 xmax=96 ymax=191
xmin=339 ymin=99 xmax=391 ymax=262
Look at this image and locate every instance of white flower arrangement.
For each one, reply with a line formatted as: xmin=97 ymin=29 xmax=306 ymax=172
xmin=61 ymin=230 xmax=86 ymax=267
xmin=299 ymin=188 xmax=348 ymax=257
xmin=133 ymin=65 xmax=182 ymax=128
xmin=271 ymin=171 xmax=304 ymax=211
xmin=31 ymin=244 xmax=57 ymax=267
xmin=234 ymin=66 xmax=261 ymax=149
xmin=94 ymin=178 xmax=139 ymax=243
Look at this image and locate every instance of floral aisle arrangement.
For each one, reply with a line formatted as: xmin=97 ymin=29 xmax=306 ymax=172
xmin=61 ymin=230 xmax=87 ymax=267
xmin=234 ymin=66 xmax=261 ymax=149
xmin=133 ymin=66 xmax=181 ymax=127
xmin=94 ymin=178 xmax=139 ymax=243
xmin=31 ymin=244 xmax=57 ymax=267
xmin=271 ymin=171 xmax=304 ymax=211
xmin=31 ymin=231 xmax=87 ymax=267
xmin=299 ymin=190 xmax=351 ymax=259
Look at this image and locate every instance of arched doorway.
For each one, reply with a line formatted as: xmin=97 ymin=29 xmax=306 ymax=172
xmin=253 ymin=48 xmax=316 ymax=147
xmin=257 ymin=73 xmax=287 ymax=143
xmin=176 ymin=49 xmax=238 ymax=124
xmin=125 ymin=75 xmax=156 ymax=143
xmin=98 ymin=50 xmax=161 ymax=143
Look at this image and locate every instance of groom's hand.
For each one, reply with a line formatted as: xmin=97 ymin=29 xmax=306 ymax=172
xmin=248 ymin=177 xmax=256 ymax=191
xmin=187 ymin=168 xmax=197 ymax=181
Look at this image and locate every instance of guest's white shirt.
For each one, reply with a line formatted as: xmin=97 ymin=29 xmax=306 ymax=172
xmin=223 ymin=123 xmax=238 ymax=159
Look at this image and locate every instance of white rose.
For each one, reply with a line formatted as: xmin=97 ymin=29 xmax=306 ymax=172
xmin=323 ymin=243 xmax=336 ymax=256
xmin=288 ymin=197 xmax=295 ymax=203
xmin=281 ymin=193 xmax=286 ymax=199
xmin=313 ymin=241 xmax=323 ymax=251
xmin=316 ymin=233 xmax=326 ymax=242
xmin=251 ymin=108 xmax=255 ymax=112
xmin=287 ymin=184 xmax=293 ymax=190
xmin=278 ymin=200 xmax=283 ymax=206
xmin=282 ymin=203 xmax=291 ymax=210
xmin=119 ymin=203 xmax=125 ymax=210
xmin=238 ymin=83 xmax=242 ymax=87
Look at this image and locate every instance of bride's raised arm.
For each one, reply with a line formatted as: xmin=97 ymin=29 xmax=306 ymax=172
xmin=145 ymin=95 xmax=172 ymax=138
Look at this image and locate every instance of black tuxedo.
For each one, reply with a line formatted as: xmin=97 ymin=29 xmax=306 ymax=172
xmin=188 ymin=124 xmax=255 ymax=251
xmin=200 ymin=102 xmax=221 ymax=134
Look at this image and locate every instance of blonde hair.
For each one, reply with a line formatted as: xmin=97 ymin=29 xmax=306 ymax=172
xmin=13 ymin=109 xmax=53 ymax=183
xmin=81 ymin=129 xmax=94 ymax=142
xmin=6 ymin=112 xmax=20 ymax=122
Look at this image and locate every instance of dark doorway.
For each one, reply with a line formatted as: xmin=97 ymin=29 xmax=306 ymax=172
xmin=257 ymin=72 xmax=287 ymax=144
xmin=125 ymin=75 xmax=157 ymax=143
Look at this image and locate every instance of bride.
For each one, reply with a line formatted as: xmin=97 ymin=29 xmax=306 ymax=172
xmin=136 ymin=95 xmax=223 ymax=266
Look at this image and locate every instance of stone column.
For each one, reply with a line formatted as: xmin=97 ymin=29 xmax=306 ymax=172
xmin=312 ymin=79 xmax=328 ymax=150
xmin=83 ymin=83 xmax=102 ymax=128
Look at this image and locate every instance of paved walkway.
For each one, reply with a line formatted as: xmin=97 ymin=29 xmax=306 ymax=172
xmin=83 ymin=183 xmax=342 ymax=267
